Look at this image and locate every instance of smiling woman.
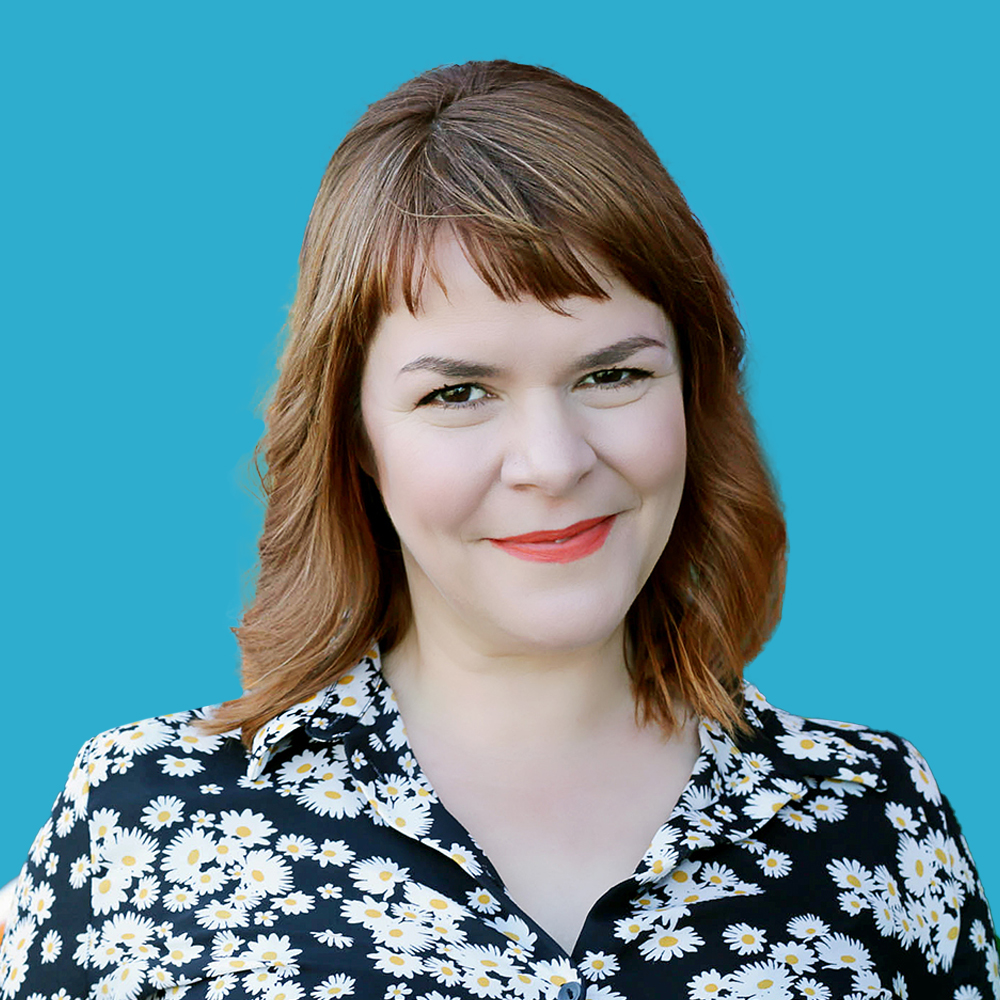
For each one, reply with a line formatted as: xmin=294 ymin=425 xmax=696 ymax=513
xmin=1 ymin=59 xmax=995 ymax=1000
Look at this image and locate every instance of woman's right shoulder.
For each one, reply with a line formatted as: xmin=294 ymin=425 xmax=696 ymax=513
xmin=58 ymin=703 xmax=250 ymax=826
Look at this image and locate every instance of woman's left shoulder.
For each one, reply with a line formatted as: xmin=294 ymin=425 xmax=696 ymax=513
xmin=744 ymin=681 xmax=956 ymax=816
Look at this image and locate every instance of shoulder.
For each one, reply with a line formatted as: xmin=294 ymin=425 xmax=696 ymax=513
xmin=741 ymin=681 xmax=941 ymax=802
xmin=59 ymin=703 xmax=248 ymax=825
xmin=739 ymin=683 xmax=986 ymax=901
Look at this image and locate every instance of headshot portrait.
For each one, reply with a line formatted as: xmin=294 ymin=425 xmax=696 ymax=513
xmin=3 ymin=4 xmax=996 ymax=999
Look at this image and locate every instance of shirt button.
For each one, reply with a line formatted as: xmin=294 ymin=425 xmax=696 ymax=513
xmin=556 ymin=984 xmax=582 ymax=1000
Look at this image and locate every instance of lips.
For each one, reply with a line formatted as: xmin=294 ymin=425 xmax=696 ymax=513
xmin=491 ymin=515 xmax=611 ymax=545
xmin=488 ymin=515 xmax=616 ymax=563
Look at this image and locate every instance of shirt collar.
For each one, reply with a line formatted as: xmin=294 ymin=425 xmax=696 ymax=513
xmin=243 ymin=648 xmax=885 ymax=797
xmin=243 ymin=645 xmax=384 ymax=781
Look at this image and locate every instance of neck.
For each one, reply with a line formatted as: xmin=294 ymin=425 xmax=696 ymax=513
xmin=380 ymin=622 xmax=656 ymax=759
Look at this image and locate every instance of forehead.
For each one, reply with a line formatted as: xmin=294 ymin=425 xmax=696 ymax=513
xmin=368 ymin=235 xmax=672 ymax=365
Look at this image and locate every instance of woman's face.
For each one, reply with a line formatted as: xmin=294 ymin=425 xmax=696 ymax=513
xmin=360 ymin=236 xmax=686 ymax=657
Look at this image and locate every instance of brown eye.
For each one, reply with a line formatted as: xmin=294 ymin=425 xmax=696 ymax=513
xmin=439 ymin=385 xmax=475 ymax=403
xmin=579 ymin=368 xmax=652 ymax=389
xmin=591 ymin=369 xmax=630 ymax=385
xmin=418 ymin=383 xmax=490 ymax=408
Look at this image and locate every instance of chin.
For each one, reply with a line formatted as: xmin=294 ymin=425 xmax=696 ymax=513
xmin=486 ymin=596 xmax=632 ymax=656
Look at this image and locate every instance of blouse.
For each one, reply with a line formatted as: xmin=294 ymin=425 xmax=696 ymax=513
xmin=1 ymin=646 xmax=996 ymax=1000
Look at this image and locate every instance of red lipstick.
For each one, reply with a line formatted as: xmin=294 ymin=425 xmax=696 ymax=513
xmin=489 ymin=515 xmax=616 ymax=563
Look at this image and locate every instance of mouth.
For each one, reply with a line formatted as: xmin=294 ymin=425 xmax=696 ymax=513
xmin=488 ymin=515 xmax=616 ymax=563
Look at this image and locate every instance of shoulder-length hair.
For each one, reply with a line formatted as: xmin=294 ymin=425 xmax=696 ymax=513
xmin=201 ymin=59 xmax=787 ymax=746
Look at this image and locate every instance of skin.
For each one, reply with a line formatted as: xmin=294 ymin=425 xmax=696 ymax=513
xmin=359 ymin=235 xmax=701 ymax=954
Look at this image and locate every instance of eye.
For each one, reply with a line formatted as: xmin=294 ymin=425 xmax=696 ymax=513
xmin=577 ymin=367 xmax=653 ymax=389
xmin=417 ymin=383 xmax=491 ymax=408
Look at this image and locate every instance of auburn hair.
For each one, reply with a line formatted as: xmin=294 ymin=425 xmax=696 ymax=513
xmin=200 ymin=59 xmax=787 ymax=746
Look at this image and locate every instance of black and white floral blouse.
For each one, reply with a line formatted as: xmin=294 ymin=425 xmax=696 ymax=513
xmin=2 ymin=647 xmax=996 ymax=1000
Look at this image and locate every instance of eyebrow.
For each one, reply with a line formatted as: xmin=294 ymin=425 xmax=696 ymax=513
xmin=397 ymin=335 xmax=666 ymax=380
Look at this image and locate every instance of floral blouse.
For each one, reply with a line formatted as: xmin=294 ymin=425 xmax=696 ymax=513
xmin=1 ymin=647 xmax=996 ymax=1000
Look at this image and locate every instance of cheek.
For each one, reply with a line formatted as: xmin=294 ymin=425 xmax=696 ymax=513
xmin=596 ymin=394 xmax=686 ymax=493
xmin=373 ymin=428 xmax=497 ymax=537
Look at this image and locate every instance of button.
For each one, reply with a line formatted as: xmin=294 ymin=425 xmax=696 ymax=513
xmin=556 ymin=983 xmax=582 ymax=1000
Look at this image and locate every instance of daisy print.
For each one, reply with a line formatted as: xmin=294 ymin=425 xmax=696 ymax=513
xmin=0 ymin=657 xmax=994 ymax=999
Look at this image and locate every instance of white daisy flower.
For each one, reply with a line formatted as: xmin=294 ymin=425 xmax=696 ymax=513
xmin=370 ymin=947 xmax=421 ymax=979
xmin=776 ymin=732 xmax=834 ymax=761
xmin=196 ymin=902 xmax=251 ymax=930
xmin=149 ymin=966 xmax=178 ymax=990
xmin=162 ymin=931 xmax=205 ymax=967
xmin=827 ymin=858 xmax=874 ymax=894
xmin=686 ymin=968 xmax=730 ymax=998
xmin=725 ymin=960 xmax=791 ymax=997
xmin=777 ymin=806 xmax=817 ymax=832
xmin=402 ymin=882 xmax=468 ymax=922
xmin=39 ymin=929 xmax=62 ymax=963
xmin=314 ymin=839 xmax=356 ymax=869
xmin=89 ymin=808 xmax=121 ymax=844
xmin=28 ymin=881 xmax=55 ymax=922
xmin=205 ymin=974 xmax=237 ymax=999
xmin=237 ymin=849 xmax=294 ymax=896
xmin=158 ymin=755 xmax=205 ymax=778
xmin=171 ymin=726 xmax=223 ymax=756
xmin=637 ymin=926 xmax=703 ymax=961
xmin=423 ymin=956 xmax=462 ymax=985
xmin=884 ymin=801 xmax=918 ymax=832
xmin=578 ymin=950 xmax=618 ymax=980
xmin=342 ymin=896 xmax=390 ymax=928
xmin=371 ymin=919 xmax=433 ymax=954
xmin=814 ymin=932 xmax=872 ymax=971
xmin=296 ymin=778 xmax=365 ymax=819
xmin=162 ymin=888 xmax=200 ymax=912
xmin=92 ymin=868 xmax=131 ymax=915
xmin=897 ymin=835 xmax=936 ymax=897
xmin=274 ymin=893 xmax=315 ymax=915
xmin=838 ymin=892 xmax=868 ymax=917
xmin=850 ymin=968 xmax=885 ymax=996
xmin=612 ymin=913 xmax=655 ymax=943
xmin=102 ymin=827 xmax=160 ymax=879
xmin=787 ymin=914 xmax=829 ymax=940
xmin=141 ymin=796 xmax=186 ymax=831
xmin=465 ymin=888 xmax=502 ymax=914
xmin=767 ymin=939 xmax=816 ymax=974
xmin=758 ymin=850 xmax=792 ymax=878
xmin=55 ymin=807 xmax=76 ymax=838
xmin=162 ymin=828 xmax=217 ymax=882
xmin=217 ymin=810 xmax=277 ymax=848
xmin=114 ymin=719 xmax=173 ymax=755
xmin=796 ymin=977 xmax=831 ymax=999
xmin=952 ymin=987 xmax=983 ymax=1000
xmin=349 ymin=857 xmax=410 ymax=897
xmin=311 ymin=929 xmax=353 ymax=949
xmin=311 ymin=972 xmax=356 ymax=998
xmin=275 ymin=834 xmax=316 ymax=862
xmin=806 ymin=796 xmax=847 ymax=823
xmin=484 ymin=913 xmax=535 ymax=954
xmin=242 ymin=932 xmax=302 ymax=972
xmin=904 ymin=745 xmax=942 ymax=805
xmin=723 ymin=922 xmax=767 ymax=955
xmin=379 ymin=797 xmax=433 ymax=838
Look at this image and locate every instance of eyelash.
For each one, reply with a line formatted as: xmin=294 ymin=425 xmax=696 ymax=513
xmin=417 ymin=367 xmax=655 ymax=410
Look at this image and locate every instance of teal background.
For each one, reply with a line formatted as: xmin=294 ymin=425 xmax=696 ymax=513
xmin=3 ymin=1 xmax=996 ymax=913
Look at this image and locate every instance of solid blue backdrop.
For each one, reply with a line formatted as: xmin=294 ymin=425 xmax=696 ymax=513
xmin=3 ymin=1 xmax=996 ymax=910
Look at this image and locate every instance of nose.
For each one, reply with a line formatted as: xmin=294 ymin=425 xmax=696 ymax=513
xmin=499 ymin=392 xmax=597 ymax=495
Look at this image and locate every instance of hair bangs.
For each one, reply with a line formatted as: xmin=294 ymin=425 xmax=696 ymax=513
xmin=353 ymin=119 xmax=624 ymax=328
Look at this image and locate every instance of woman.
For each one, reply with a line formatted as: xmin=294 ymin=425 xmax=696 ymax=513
xmin=1 ymin=60 xmax=995 ymax=1000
